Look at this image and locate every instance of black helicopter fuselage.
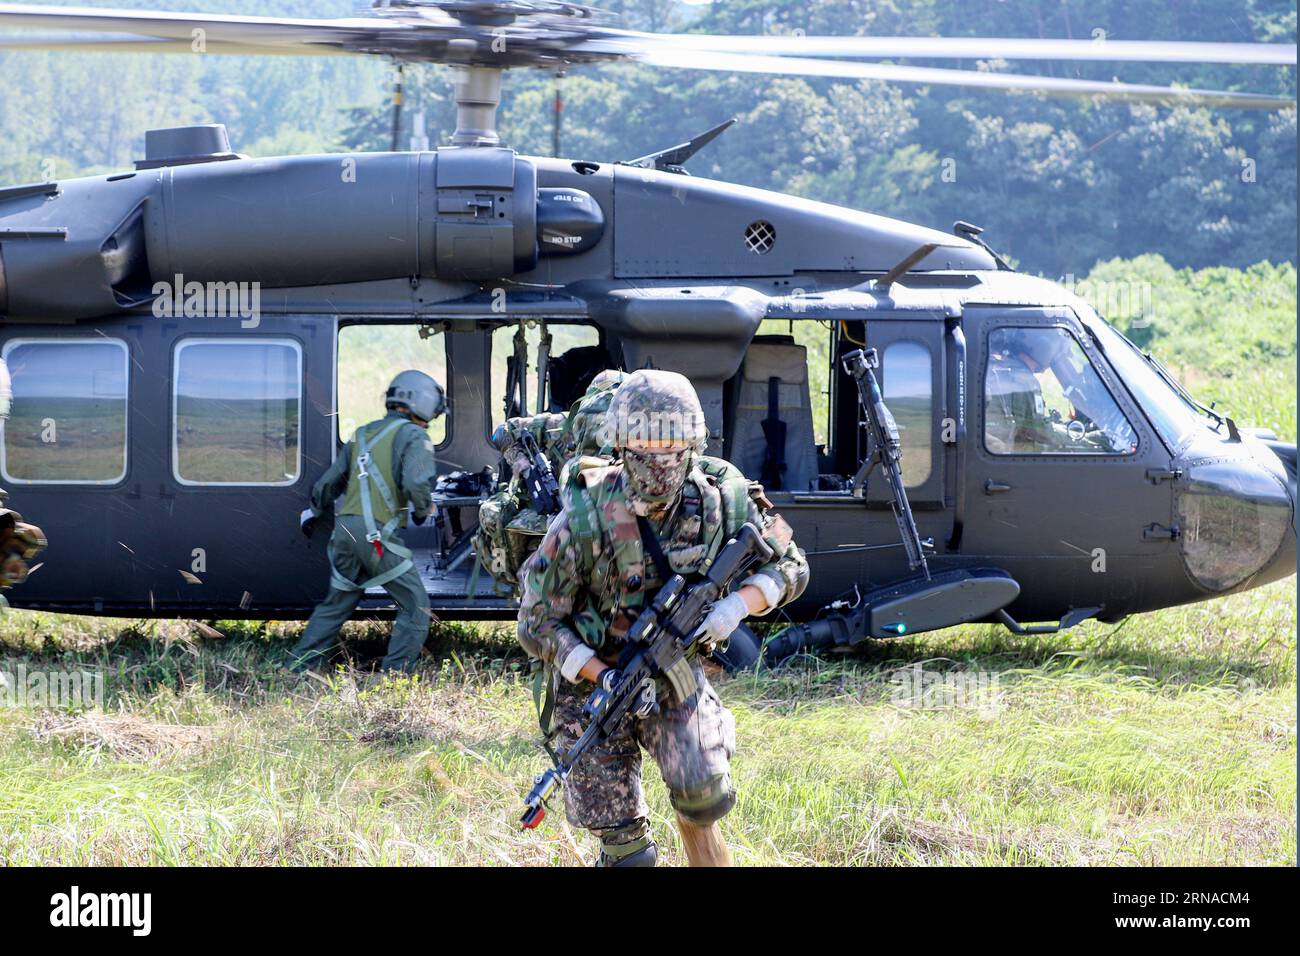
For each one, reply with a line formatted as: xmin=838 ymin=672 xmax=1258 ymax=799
xmin=0 ymin=133 xmax=1293 ymax=627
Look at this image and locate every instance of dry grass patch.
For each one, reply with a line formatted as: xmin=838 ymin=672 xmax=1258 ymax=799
xmin=29 ymin=710 xmax=214 ymax=763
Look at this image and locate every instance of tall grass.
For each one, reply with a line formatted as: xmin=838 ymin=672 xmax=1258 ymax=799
xmin=1 ymin=580 xmax=1292 ymax=866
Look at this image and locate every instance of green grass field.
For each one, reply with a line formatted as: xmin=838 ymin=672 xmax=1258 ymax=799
xmin=0 ymin=579 xmax=1293 ymax=866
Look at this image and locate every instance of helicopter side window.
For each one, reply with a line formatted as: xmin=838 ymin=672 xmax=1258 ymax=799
xmin=0 ymin=338 xmax=128 ymax=484
xmin=882 ymin=340 xmax=933 ymax=487
xmin=984 ymin=327 xmax=1137 ymax=456
xmin=173 ymin=339 xmax=302 ymax=486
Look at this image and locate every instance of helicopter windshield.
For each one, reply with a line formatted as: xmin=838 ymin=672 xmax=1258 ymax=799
xmin=1088 ymin=318 xmax=1217 ymax=449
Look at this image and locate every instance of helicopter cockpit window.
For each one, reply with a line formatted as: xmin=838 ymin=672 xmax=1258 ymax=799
xmin=490 ymin=323 xmax=603 ymax=427
xmin=338 ymin=325 xmax=448 ymax=446
xmin=882 ymin=340 xmax=933 ymax=487
xmin=984 ymin=327 xmax=1137 ymax=456
xmin=0 ymin=339 xmax=128 ymax=484
xmin=173 ymin=339 xmax=301 ymax=486
xmin=1089 ymin=318 xmax=1210 ymax=448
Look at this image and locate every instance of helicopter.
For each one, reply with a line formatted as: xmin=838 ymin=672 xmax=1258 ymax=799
xmin=0 ymin=1 xmax=1295 ymax=665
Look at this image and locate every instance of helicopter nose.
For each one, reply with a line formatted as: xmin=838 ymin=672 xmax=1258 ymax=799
xmin=1174 ymin=437 xmax=1295 ymax=592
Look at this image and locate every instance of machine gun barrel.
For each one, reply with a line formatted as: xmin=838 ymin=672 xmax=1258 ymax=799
xmin=843 ymin=348 xmax=929 ymax=578
xmin=520 ymin=522 xmax=774 ymax=829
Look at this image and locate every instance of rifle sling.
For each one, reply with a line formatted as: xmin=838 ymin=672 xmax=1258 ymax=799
xmin=636 ymin=515 xmax=674 ymax=586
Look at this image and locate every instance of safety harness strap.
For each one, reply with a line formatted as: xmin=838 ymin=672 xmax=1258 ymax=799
xmin=329 ymin=553 xmax=415 ymax=593
xmin=330 ymin=418 xmax=415 ymax=593
xmin=356 ymin=419 xmax=406 ymax=548
xmin=761 ymin=374 xmax=787 ymax=490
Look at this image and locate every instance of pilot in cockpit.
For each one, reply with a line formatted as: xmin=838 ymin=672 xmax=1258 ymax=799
xmin=985 ymin=327 xmax=1137 ymax=456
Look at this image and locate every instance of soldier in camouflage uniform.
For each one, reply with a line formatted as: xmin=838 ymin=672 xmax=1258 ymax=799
xmin=517 ymin=369 xmax=808 ymax=867
xmin=558 ymin=368 xmax=626 ymax=469
xmin=476 ymin=370 xmax=626 ymax=591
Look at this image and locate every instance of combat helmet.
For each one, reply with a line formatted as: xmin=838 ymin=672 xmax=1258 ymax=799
xmin=603 ymin=369 xmax=707 ymax=452
xmin=604 ymin=370 xmax=708 ymax=508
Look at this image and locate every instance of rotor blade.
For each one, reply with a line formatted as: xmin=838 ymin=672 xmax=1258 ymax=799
xmin=635 ymin=49 xmax=1297 ymax=109
xmin=0 ymin=2 xmax=412 ymax=50
xmin=0 ymin=32 xmax=340 ymax=56
xmin=630 ymin=33 xmax=1299 ymax=66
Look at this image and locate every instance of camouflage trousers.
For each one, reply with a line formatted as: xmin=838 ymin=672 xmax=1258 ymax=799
xmin=552 ymin=660 xmax=737 ymax=832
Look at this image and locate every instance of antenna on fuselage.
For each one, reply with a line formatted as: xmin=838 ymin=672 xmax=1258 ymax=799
xmin=953 ymin=221 xmax=1012 ymax=271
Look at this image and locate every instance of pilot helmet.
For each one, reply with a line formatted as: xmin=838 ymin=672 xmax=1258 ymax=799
xmin=1008 ymin=329 xmax=1067 ymax=370
xmin=386 ymin=369 xmax=447 ymax=422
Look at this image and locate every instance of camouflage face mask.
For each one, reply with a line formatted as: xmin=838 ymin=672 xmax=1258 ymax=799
xmin=622 ymin=447 xmax=692 ymax=506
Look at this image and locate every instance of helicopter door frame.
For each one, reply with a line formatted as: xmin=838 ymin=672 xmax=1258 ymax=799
xmin=959 ymin=304 xmax=1176 ymax=569
xmin=855 ymin=316 xmax=947 ymax=509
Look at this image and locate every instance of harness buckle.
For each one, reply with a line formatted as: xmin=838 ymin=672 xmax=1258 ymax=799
xmin=366 ymin=529 xmax=384 ymax=558
xmin=356 ymin=453 xmax=372 ymax=479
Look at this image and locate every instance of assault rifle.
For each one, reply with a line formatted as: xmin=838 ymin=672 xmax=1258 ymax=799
xmin=515 ymin=429 xmax=562 ymax=516
xmin=520 ymin=522 xmax=775 ymax=829
xmin=844 ymin=348 xmax=929 ymax=578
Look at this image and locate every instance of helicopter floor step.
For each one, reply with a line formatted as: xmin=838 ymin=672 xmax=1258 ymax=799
xmin=763 ymin=567 xmax=1021 ymax=662
xmin=359 ymin=547 xmax=513 ymax=607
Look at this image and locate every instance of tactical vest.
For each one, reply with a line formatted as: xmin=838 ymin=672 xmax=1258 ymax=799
xmin=328 ymin=417 xmax=418 ymax=594
xmin=565 ymin=455 xmax=750 ymax=648
xmin=340 ymin=418 xmax=410 ymax=528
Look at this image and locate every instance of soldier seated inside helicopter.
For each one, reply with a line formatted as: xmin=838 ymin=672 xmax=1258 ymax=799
xmin=984 ymin=327 xmax=1138 ymax=456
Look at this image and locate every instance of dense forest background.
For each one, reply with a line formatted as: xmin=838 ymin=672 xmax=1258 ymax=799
xmin=1 ymin=0 xmax=1295 ymax=277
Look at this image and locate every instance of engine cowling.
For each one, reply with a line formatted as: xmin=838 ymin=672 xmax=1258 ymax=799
xmin=0 ymin=136 xmax=606 ymax=322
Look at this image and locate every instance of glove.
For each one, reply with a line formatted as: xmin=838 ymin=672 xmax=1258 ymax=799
xmin=299 ymin=507 xmax=318 ymax=538
xmin=693 ymin=592 xmax=749 ymax=651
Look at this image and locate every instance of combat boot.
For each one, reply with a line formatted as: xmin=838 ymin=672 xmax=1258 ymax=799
xmin=595 ymin=819 xmax=657 ymax=867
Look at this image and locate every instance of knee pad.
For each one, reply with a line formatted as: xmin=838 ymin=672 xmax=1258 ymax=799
xmin=670 ymin=773 xmax=736 ymax=825
xmin=596 ymin=818 xmax=658 ymax=868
